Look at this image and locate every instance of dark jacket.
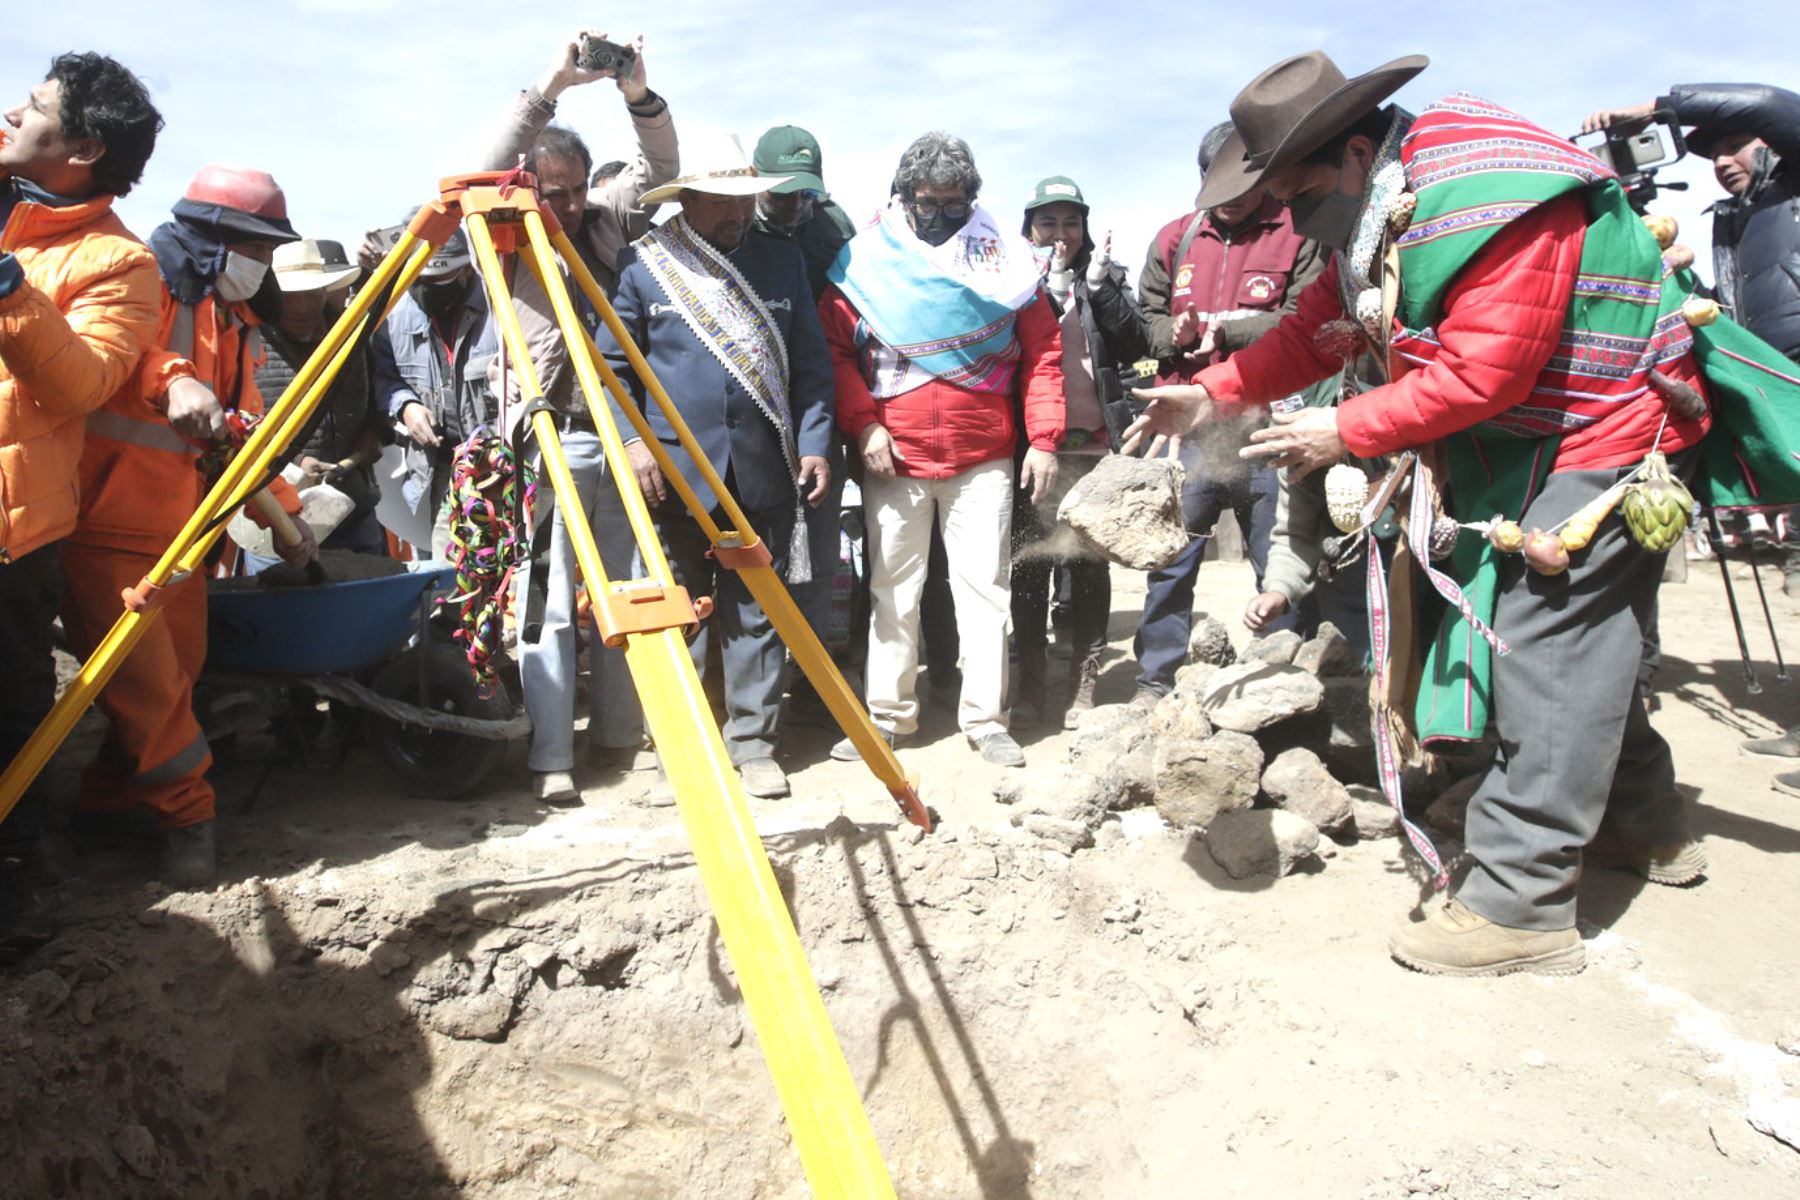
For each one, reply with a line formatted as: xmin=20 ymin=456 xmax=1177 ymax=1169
xmin=601 ymin=228 xmax=834 ymax=515
xmin=757 ymin=198 xmax=858 ymax=303
xmin=257 ymin=330 xmax=382 ymax=518
xmin=1045 ymin=255 xmax=1147 ymax=446
xmin=1665 ymin=83 xmax=1800 ymax=361
xmin=372 ymin=286 xmax=497 ymax=512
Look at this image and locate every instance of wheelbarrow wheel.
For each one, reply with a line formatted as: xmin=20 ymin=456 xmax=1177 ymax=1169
xmin=371 ymin=644 xmax=509 ymax=799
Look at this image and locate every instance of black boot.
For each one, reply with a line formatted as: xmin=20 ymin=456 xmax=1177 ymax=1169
xmin=0 ymin=857 xmax=54 ymax=965
xmin=1011 ymin=647 xmax=1049 ymax=729
xmin=160 ymin=821 xmax=217 ymax=891
xmin=1063 ymin=651 xmax=1102 ymax=730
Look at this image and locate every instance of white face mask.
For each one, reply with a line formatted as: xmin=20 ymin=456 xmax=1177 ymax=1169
xmin=215 ymin=251 xmax=269 ymax=302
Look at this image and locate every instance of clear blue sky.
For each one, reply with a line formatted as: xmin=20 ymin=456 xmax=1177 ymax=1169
xmin=4 ymin=3 xmax=1787 ymax=286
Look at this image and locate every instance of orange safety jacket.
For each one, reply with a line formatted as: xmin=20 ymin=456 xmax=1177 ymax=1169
xmin=0 ymin=187 xmax=162 ymax=563
xmin=73 ymin=291 xmax=271 ymax=553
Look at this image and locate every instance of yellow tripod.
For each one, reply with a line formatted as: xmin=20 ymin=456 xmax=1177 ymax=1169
xmin=2 ymin=173 xmax=921 ymax=1195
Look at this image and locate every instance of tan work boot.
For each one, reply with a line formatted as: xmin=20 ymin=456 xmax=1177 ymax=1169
xmin=1011 ymin=646 xmax=1049 ymax=730
xmin=1389 ymin=898 xmax=1585 ymax=977
xmin=1587 ymin=833 xmax=1706 ymax=886
xmin=1063 ymin=651 xmax=1102 ymax=730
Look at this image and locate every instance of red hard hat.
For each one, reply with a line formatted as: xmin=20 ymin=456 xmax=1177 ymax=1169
xmin=183 ymin=165 xmax=289 ymax=219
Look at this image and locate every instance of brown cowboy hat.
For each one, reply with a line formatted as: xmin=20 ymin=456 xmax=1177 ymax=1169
xmin=1196 ymin=50 xmax=1429 ymax=210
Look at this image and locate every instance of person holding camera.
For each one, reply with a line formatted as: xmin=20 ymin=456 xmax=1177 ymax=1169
xmin=1130 ymin=121 xmax=1326 ymax=705
xmin=0 ymin=52 xmax=165 ymax=955
xmin=1010 ymin=175 xmax=1146 ymax=730
xmin=1588 ymin=84 xmax=1800 ymax=772
xmin=481 ymin=30 xmax=679 ymax=806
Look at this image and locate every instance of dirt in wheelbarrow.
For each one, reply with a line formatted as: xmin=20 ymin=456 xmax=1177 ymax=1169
xmin=209 ymin=548 xmax=410 ymax=590
xmin=5 ymin=561 xmax=1800 ymax=1198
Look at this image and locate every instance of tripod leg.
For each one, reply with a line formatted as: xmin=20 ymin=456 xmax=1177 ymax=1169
xmin=1742 ymin=520 xmax=1789 ymax=683
xmin=1709 ymin=509 xmax=1762 ymax=695
xmin=539 ymin=220 xmax=929 ymax=829
xmin=464 ymin=210 xmax=898 ymax=1200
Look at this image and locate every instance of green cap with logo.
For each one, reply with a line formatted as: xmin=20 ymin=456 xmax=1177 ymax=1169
xmin=753 ymin=126 xmax=828 ymax=196
xmin=1023 ymin=175 xmax=1088 ymax=213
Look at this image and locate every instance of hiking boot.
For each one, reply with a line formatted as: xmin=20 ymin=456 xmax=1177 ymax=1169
xmin=533 ymin=770 xmax=581 ymax=808
xmin=1063 ymin=651 xmax=1102 ymax=730
xmin=0 ymin=859 xmax=53 ymax=965
xmin=1126 ymin=688 xmax=1164 ymax=716
xmin=738 ymin=756 xmax=790 ymax=799
xmin=972 ymin=731 xmax=1026 ymax=768
xmin=1741 ymin=727 xmax=1800 ymax=760
xmin=159 ymin=821 xmax=217 ymax=891
xmin=1388 ymin=898 xmax=1585 ymax=977
xmin=1011 ymin=647 xmax=1049 ymax=730
xmin=831 ymin=728 xmax=905 ymax=763
xmin=1776 ymin=770 xmax=1800 ymax=800
xmin=1588 ymin=832 xmax=1707 ymax=886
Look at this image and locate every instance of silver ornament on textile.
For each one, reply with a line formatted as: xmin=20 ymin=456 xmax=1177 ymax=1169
xmin=1429 ymin=514 xmax=1461 ymax=562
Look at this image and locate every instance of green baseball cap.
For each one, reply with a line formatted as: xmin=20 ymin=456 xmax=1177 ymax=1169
xmin=1023 ymin=175 xmax=1088 ymax=213
xmin=753 ymin=126 xmax=828 ymax=196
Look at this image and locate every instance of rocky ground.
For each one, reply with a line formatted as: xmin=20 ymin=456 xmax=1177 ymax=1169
xmin=2 ymin=557 xmax=1798 ymax=1199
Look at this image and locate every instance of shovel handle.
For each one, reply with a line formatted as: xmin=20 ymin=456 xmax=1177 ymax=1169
xmin=248 ymin=490 xmax=306 ymax=551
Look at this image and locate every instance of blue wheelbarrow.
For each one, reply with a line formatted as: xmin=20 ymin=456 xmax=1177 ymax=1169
xmin=205 ymin=564 xmax=528 ymax=798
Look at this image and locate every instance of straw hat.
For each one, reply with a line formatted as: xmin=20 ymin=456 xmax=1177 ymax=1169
xmin=272 ymin=238 xmax=362 ymax=292
xmin=638 ymin=131 xmax=790 ymax=206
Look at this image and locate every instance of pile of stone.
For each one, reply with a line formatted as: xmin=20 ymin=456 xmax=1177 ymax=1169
xmin=1001 ymin=616 xmax=1420 ymax=879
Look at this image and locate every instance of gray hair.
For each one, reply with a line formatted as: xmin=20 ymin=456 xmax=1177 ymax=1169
xmin=893 ymin=132 xmax=982 ymax=202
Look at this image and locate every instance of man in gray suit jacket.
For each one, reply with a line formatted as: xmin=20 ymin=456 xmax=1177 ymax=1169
xmin=599 ymin=137 xmax=834 ymax=800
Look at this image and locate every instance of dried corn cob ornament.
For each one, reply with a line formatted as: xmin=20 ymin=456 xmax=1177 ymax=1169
xmin=1325 ymin=463 xmax=1369 ymax=533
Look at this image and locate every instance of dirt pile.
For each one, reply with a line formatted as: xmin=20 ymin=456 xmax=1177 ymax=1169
xmin=0 ymin=809 xmax=1245 ymax=1198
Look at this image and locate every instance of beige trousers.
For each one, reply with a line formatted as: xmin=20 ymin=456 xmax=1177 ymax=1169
xmin=863 ymin=459 xmax=1014 ymax=739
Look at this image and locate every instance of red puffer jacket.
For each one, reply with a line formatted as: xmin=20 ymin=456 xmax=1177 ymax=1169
xmin=820 ymin=284 xmax=1065 ymax=478
xmin=1198 ymin=196 xmax=1710 ymax=471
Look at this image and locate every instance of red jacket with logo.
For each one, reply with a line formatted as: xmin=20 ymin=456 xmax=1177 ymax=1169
xmin=1141 ymin=194 xmax=1324 ymax=383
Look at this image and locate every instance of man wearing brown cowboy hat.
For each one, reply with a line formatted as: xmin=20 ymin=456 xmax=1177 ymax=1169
xmin=1127 ymin=51 xmax=1728 ymax=976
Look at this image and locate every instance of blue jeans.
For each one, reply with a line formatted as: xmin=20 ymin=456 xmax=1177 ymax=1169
xmin=519 ymin=428 xmax=644 ymax=771
xmin=656 ymin=496 xmax=797 ymax=764
xmin=1134 ymin=461 xmax=1289 ymax=695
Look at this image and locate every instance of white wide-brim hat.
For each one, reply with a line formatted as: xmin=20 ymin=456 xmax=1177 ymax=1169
xmin=638 ymin=131 xmax=791 ymax=206
xmin=272 ymin=238 xmax=363 ymax=292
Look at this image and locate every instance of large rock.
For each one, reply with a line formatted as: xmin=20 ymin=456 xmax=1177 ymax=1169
xmin=1260 ymin=748 xmax=1354 ymax=834
xmin=1100 ymin=742 xmax=1158 ymax=810
xmin=1058 ymin=455 xmax=1188 ymax=570
xmin=1200 ymin=662 xmax=1325 ymax=733
xmin=1149 ymin=691 xmax=1213 ymax=745
xmin=1320 ymin=677 xmax=1374 ymax=748
xmin=1294 ymin=622 xmax=1364 ymax=677
xmin=1187 ymin=616 xmax=1237 ymax=668
xmin=1205 ymin=809 xmax=1322 ymax=879
xmin=1240 ymin=629 xmax=1302 ymax=666
xmin=1346 ymin=784 xmax=1401 ymax=840
xmin=1067 ymin=703 xmax=1142 ymax=766
xmin=1153 ymin=731 xmax=1263 ymax=829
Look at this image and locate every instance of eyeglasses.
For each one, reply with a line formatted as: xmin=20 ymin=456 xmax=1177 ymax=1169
xmin=909 ymin=199 xmax=970 ymax=220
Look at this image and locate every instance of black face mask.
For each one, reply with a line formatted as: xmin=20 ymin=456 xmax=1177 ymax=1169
xmin=913 ymin=209 xmax=970 ymax=247
xmin=1287 ymin=181 xmax=1365 ymax=253
xmin=412 ymin=273 xmax=471 ymax=319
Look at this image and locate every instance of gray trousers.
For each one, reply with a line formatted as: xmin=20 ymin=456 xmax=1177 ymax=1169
xmin=656 ymin=498 xmax=796 ymax=764
xmin=1458 ymin=463 xmax=1684 ymax=931
xmin=519 ymin=429 xmax=644 ymax=771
